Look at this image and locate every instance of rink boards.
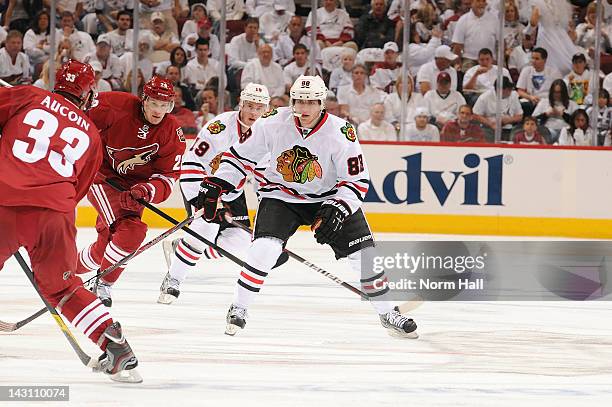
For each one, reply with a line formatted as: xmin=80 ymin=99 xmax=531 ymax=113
xmin=76 ymin=142 xmax=612 ymax=238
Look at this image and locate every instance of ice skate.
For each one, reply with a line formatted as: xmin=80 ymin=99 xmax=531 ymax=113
xmin=380 ymin=306 xmax=418 ymax=339
xmin=157 ymin=272 xmax=180 ymax=304
xmin=94 ymin=278 xmax=113 ymax=307
xmin=96 ymin=322 xmax=142 ymax=383
xmin=162 ymin=238 xmax=180 ymax=267
xmin=225 ymin=304 xmax=247 ymax=336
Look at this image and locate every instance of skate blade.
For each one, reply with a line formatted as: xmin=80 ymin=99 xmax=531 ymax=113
xmin=109 ymin=368 xmax=143 ymax=384
xmin=224 ymin=323 xmax=242 ymax=336
xmin=162 ymin=240 xmax=174 ymax=267
xmin=387 ymin=329 xmax=419 ymax=339
xmin=157 ymin=292 xmax=177 ymax=305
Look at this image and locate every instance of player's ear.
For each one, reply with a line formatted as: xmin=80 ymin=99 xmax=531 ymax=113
xmin=167 ymin=101 xmax=174 ymax=114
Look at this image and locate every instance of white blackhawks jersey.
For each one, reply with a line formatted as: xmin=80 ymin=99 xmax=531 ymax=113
xmin=180 ymin=110 xmax=259 ymax=202
xmin=215 ymin=107 xmax=370 ymax=214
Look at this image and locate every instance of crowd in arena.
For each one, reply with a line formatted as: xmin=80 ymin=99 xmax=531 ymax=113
xmin=1 ymin=0 xmax=611 ymax=145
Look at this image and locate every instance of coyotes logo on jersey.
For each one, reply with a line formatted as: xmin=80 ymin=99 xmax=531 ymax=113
xmin=276 ymin=145 xmax=323 ymax=184
xmin=106 ymin=144 xmax=160 ymax=175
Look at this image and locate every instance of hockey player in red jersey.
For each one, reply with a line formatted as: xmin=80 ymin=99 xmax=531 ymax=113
xmin=76 ymin=75 xmax=186 ymax=307
xmin=0 ymin=60 xmax=140 ymax=380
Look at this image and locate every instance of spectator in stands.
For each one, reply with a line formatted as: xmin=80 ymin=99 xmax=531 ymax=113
xmin=451 ymin=0 xmax=498 ymax=72
xmin=383 ymin=74 xmax=424 ymax=130
xmin=586 ymin=89 xmax=612 ymax=146
xmin=564 ymin=53 xmax=593 ymax=107
xmin=325 ymin=95 xmax=346 ymax=119
xmin=184 ymin=38 xmax=224 ymax=92
xmin=106 ymin=10 xmax=134 ymax=57
xmin=557 ymin=109 xmax=594 ymax=146
xmin=354 ymin=0 xmax=395 ymax=50
xmin=512 ymin=116 xmax=546 ymax=145
xmin=207 ymin=0 xmax=245 ymax=22
xmin=155 ymin=46 xmax=188 ymax=78
xmin=245 ymin=0 xmax=295 ymax=18
xmin=337 ymin=64 xmax=386 ymax=125
xmin=424 ymin=71 xmax=467 ymax=128
xmin=328 ymin=48 xmax=355 ymax=94
xmin=306 ymin=0 xmax=354 ymax=49
xmin=171 ymin=86 xmax=198 ymax=137
xmin=181 ymin=3 xmax=208 ymax=40
xmin=508 ymin=33 xmax=534 ymax=80
xmin=272 ymin=15 xmax=321 ymax=67
xmin=473 ymin=77 xmax=523 ymax=140
xmin=405 ymin=107 xmax=440 ymax=142
xmin=32 ymin=59 xmax=55 ymax=90
xmin=86 ymin=0 xmax=133 ymax=35
xmin=0 ymin=30 xmax=30 ymax=85
xmin=357 ymin=103 xmax=397 ymax=141
xmin=0 ymin=26 xmax=7 ymax=44
xmin=228 ymin=17 xmax=262 ymax=70
xmin=440 ymin=104 xmax=487 ymax=143
xmin=440 ymin=0 xmax=471 ymax=43
xmin=58 ymin=10 xmax=95 ymax=62
xmin=121 ymin=32 xmax=155 ymax=81
xmin=575 ymin=1 xmax=611 ymax=56
xmin=123 ymin=67 xmax=145 ymax=94
xmin=139 ymin=0 xmax=179 ymax=36
xmin=503 ymin=1 xmax=524 ymax=54
xmin=370 ymin=41 xmax=401 ymax=93
xmin=23 ymin=10 xmax=51 ymax=71
xmin=182 ymin=17 xmax=220 ymax=61
xmin=533 ymin=78 xmax=578 ymax=143
xmin=195 ymin=87 xmax=219 ymax=130
xmin=165 ymin=64 xmax=196 ymax=111
xmin=604 ymin=71 xmax=612 ymax=96
xmin=462 ymin=48 xmax=512 ymax=105
xmin=89 ymin=60 xmax=112 ymax=92
xmin=149 ymin=11 xmax=180 ymax=63
xmin=403 ymin=23 xmax=442 ymax=76
xmin=241 ymin=43 xmax=285 ymax=97
xmin=259 ymin=3 xmax=292 ymax=43
xmin=516 ymin=47 xmax=562 ymax=115
xmin=84 ymin=34 xmax=124 ymax=90
xmin=270 ymin=96 xmax=287 ymax=109
xmin=283 ymin=44 xmax=322 ymax=93
xmin=417 ymin=44 xmax=458 ymax=95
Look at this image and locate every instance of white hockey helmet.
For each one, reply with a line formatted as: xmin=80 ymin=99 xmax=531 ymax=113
xmin=240 ymin=82 xmax=270 ymax=106
xmin=290 ymin=75 xmax=327 ymax=111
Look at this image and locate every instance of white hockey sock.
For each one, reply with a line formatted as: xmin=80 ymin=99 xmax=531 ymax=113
xmin=347 ymin=248 xmax=393 ymax=315
xmin=233 ymin=237 xmax=283 ymax=309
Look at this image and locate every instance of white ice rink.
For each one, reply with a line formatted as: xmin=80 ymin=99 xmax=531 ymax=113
xmin=2 ymin=228 xmax=612 ymax=407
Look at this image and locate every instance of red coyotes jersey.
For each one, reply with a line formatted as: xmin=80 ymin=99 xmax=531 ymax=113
xmin=88 ymin=92 xmax=186 ymax=204
xmin=0 ymin=85 xmax=102 ymax=213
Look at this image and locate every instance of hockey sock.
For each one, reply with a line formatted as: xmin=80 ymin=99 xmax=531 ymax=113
xmin=233 ymin=237 xmax=283 ymax=309
xmin=348 ymin=248 xmax=394 ymax=315
xmin=59 ymin=287 xmax=113 ymax=350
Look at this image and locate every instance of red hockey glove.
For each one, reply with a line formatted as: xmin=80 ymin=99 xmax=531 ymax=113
xmin=119 ymin=183 xmax=151 ymax=211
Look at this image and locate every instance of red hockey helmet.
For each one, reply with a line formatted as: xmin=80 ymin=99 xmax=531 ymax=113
xmin=54 ymin=60 xmax=97 ymax=110
xmin=142 ymin=76 xmax=175 ymax=111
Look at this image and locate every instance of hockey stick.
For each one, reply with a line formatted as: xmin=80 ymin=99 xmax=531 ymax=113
xmin=104 ymin=178 xmax=248 ymax=269
xmin=226 ymin=218 xmax=423 ymax=313
xmin=0 ymin=209 xmax=203 ymax=332
xmin=12 ymin=251 xmax=98 ymax=369
xmin=0 ymin=78 xmax=13 ymax=88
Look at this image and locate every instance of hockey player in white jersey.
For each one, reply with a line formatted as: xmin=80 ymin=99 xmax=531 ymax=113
xmin=193 ymin=75 xmax=418 ymax=338
xmin=158 ymin=83 xmax=275 ymax=304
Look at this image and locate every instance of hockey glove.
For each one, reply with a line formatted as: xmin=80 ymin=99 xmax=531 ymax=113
xmin=191 ymin=177 xmax=235 ymax=221
xmin=312 ymin=200 xmax=350 ymax=245
xmin=119 ymin=183 xmax=151 ymax=211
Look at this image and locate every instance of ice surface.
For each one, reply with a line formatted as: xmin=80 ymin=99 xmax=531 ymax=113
xmin=2 ymin=229 xmax=612 ymax=406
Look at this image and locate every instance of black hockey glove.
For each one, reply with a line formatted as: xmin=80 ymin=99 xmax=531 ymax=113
xmin=191 ymin=177 xmax=235 ymax=221
xmin=312 ymin=200 xmax=351 ymax=245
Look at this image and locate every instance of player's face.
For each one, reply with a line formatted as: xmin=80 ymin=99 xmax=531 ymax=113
xmin=239 ymin=100 xmax=268 ymax=126
xmin=143 ymin=97 xmax=172 ymax=124
xmin=293 ymin=99 xmax=322 ymax=128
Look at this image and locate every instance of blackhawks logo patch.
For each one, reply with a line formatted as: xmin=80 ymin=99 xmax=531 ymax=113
xmin=210 ymin=152 xmax=223 ymax=174
xmin=276 ymin=145 xmax=323 ymax=184
xmin=207 ymin=120 xmax=226 ymax=134
xmin=261 ymin=108 xmax=278 ymax=118
xmin=341 ymin=122 xmax=356 ymax=142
